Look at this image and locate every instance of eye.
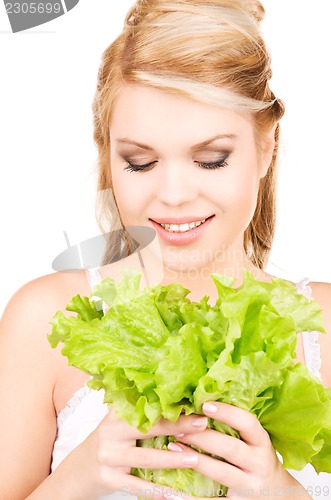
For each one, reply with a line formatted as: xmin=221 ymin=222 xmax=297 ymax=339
xmin=124 ymin=160 xmax=157 ymax=173
xmin=196 ymin=153 xmax=230 ymax=170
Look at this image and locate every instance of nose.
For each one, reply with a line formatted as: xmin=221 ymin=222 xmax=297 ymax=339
xmin=156 ymin=161 xmax=198 ymax=207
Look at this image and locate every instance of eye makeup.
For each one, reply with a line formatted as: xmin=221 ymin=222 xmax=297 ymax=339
xmin=124 ymin=160 xmax=157 ymax=173
xmin=123 ymin=152 xmax=231 ymax=173
xmin=195 ymin=152 xmax=230 ymax=170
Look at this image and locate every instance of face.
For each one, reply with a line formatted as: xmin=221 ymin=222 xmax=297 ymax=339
xmin=109 ymin=85 xmax=269 ymax=275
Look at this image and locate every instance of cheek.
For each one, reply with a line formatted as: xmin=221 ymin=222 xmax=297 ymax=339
xmin=213 ymin=167 xmax=260 ymax=213
xmin=111 ymin=170 xmax=148 ymax=224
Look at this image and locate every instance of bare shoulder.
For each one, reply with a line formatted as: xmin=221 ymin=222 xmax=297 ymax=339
xmin=1 ymin=269 xmax=90 ymax=317
xmin=0 ymin=270 xmax=91 ymax=496
xmin=0 ymin=269 xmax=91 ymax=382
xmin=310 ymin=281 xmax=331 ymax=387
xmin=1 ymin=270 xmax=90 ymax=337
xmin=2 ymin=268 xmax=90 ymax=311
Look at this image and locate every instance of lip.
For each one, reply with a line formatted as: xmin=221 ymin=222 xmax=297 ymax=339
xmin=150 ymin=215 xmax=214 ymax=246
xmin=151 ymin=216 xmax=211 ymax=225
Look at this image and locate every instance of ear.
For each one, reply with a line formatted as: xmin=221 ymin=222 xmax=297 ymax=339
xmin=259 ymin=125 xmax=277 ymax=179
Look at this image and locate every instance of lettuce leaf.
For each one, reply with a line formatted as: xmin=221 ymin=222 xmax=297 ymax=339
xmin=48 ymin=269 xmax=330 ymax=497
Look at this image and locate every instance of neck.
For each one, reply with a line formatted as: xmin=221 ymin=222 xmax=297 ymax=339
xmin=140 ymin=242 xmax=271 ymax=303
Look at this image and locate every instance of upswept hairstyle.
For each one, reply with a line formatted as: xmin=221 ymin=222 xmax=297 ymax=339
xmin=93 ymin=0 xmax=285 ymax=269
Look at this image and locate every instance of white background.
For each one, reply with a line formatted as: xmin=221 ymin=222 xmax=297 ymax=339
xmin=0 ymin=0 xmax=330 ymax=316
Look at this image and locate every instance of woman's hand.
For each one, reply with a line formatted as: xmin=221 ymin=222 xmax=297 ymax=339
xmin=165 ymin=402 xmax=312 ymax=500
xmin=27 ymin=401 xmax=311 ymax=500
xmin=30 ymin=407 xmax=209 ymax=500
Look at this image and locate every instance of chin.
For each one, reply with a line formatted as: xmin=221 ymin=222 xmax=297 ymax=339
xmin=162 ymin=250 xmax=215 ymax=277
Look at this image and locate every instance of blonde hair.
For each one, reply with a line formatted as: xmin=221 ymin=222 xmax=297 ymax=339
xmin=93 ymin=0 xmax=285 ymax=269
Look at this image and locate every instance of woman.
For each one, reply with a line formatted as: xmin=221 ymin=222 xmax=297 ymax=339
xmin=0 ymin=0 xmax=330 ymax=498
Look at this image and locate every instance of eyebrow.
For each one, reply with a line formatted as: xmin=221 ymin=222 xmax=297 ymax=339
xmin=115 ymin=134 xmax=237 ymax=151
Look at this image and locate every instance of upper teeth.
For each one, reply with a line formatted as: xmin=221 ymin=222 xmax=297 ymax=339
xmin=159 ymin=219 xmax=206 ymax=232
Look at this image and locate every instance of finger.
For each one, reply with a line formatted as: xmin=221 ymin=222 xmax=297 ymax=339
xmin=167 ymin=441 xmax=244 ymax=492
xmin=110 ymin=446 xmax=200 ymax=470
xmin=145 ymin=414 xmax=208 ymax=439
xmin=202 ymin=402 xmax=270 ymax=447
xmin=173 ymin=427 xmax=250 ymax=470
xmin=107 ymin=408 xmax=208 ymax=440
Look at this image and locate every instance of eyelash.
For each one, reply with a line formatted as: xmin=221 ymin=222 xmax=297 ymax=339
xmin=124 ymin=161 xmax=156 ymax=173
xmin=197 ymin=155 xmax=229 ymax=170
xmin=124 ymin=154 xmax=230 ymax=173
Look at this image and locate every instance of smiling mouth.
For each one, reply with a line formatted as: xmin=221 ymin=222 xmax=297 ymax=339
xmin=159 ymin=219 xmax=205 ymax=233
xmin=153 ymin=216 xmax=213 ymax=233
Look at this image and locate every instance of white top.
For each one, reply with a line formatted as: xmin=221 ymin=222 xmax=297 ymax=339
xmin=51 ymin=270 xmax=331 ymax=499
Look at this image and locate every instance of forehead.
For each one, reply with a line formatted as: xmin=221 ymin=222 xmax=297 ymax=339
xmin=110 ymin=85 xmax=256 ymax=148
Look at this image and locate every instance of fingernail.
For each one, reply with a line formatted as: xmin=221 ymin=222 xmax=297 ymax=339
xmin=175 ymin=433 xmax=185 ymax=438
xmin=182 ymin=454 xmax=199 ymax=466
xmin=168 ymin=442 xmax=184 ymax=452
xmin=191 ymin=416 xmax=208 ymax=427
xmin=203 ymin=402 xmax=218 ymax=413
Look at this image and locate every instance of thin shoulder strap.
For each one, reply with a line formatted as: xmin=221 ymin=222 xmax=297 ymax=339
xmin=85 ymin=267 xmax=103 ymax=291
xmin=84 ymin=267 xmax=109 ymax=314
xmin=296 ymin=278 xmax=322 ymax=380
xmin=301 ymin=331 xmax=322 ymax=379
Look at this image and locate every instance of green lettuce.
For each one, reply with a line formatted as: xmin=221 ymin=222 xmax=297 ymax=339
xmin=48 ymin=270 xmax=331 ymax=497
